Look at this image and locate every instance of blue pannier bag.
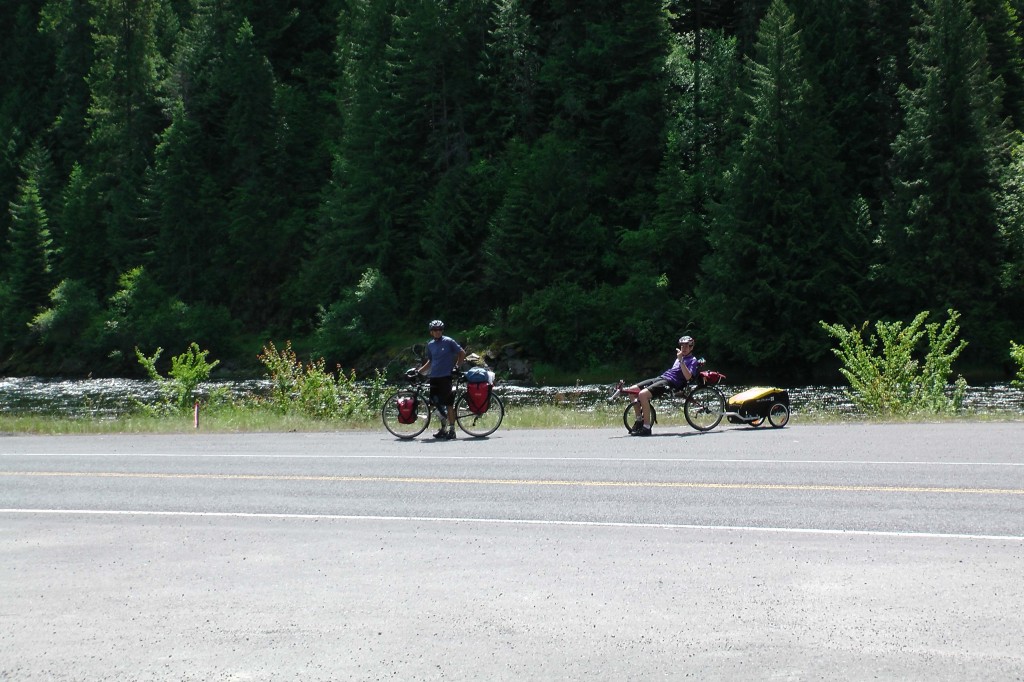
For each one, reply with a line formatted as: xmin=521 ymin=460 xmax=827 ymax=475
xmin=464 ymin=367 xmax=490 ymax=384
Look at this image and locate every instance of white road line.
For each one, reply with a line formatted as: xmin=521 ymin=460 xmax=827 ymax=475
xmin=2 ymin=453 xmax=1023 ymax=467
xmin=1 ymin=508 xmax=1022 ymax=542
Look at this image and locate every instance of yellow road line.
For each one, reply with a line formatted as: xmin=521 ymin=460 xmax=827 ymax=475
xmin=1 ymin=470 xmax=1022 ymax=495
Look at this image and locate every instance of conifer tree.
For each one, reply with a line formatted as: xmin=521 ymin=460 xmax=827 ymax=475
xmin=485 ymin=0 xmax=668 ymax=308
xmin=997 ymin=139 xmax=1024 ymax=317
xmin=0 ymin=1 xmax=57 ymax=263
xmin=308 ymin=0 xmax=398 ymax=305
xmin=638 ymin=28 xmax=740 ymax=287
xmin=39 ymin=0 xmax=95 ymax=178
xmin=483 ymin=0 xmax=541 ymax=144
xmin=881 ymin=0 xmax=1005 ymax=357
xmin=221 ymin=18 xmax=291 ymax=328
xmin=85 ymin=0 xmax=166 ymax=279
xmin=57 ymin=163 xmax=106 ymax=291
xmin=397 ymin=0 xmax=497 ymax=315
xmin=973 ymin=0 xmax=1024 ymax=130
xmin=150 ymin=100 xmax=212 ymax=303
xmin=789 ymin=0 xmax=912 ymax=223
xmin=697 ymin=0 xmax=863 ymax=370
xmin=3 ymin=171 xmax=54 ymax=339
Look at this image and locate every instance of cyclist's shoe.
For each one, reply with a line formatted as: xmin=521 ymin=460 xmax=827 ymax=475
xmin=444 ymin=427 xmax=457 ymax=440
xmin=433 ymin=427 xmax=448 ymax=439
xmin=634 ymin=425 xmax=652 ymax=437
xmin=631 ymin=419 xmax=643 ymax=434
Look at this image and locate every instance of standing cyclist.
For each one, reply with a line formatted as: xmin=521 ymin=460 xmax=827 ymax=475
xmin=417 ymin=319 xmax=466 ymax=440
xmin=627 ymin=335 xmax=701 ymax=436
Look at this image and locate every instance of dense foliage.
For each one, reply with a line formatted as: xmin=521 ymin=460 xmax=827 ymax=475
xmin=821 ymin=309 xmax=968 ymax=415
xmin=2 ymin=0 xmax=1024 ymax=382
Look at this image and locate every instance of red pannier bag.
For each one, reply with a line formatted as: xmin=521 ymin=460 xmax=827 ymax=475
xmin=699 ymin=370 xmax=725 ymax=386
xmin=466 ymin=382 xmax=491 ymax=415
xmin=396 ymin=395 xmax=418 ymax=424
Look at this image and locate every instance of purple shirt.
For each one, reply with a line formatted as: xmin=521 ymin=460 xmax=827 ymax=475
xmin=660 ymin=354 xmax=700 ymax=388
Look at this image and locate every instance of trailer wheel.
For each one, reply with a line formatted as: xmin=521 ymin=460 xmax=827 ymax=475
xmin=749 ymin=417 xmax=765 ymax=427
xmin=768 ymin=403 xmax=790 ymax=428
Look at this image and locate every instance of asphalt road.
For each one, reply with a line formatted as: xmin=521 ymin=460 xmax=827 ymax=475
xmin=1 ymin=423 xmax=1022 ymax=681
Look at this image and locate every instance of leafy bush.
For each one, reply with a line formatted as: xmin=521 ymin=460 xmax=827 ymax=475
xmin=313 ymin=268 xmax=398 ymax=363
xmin=103 ymin=267 xmax=240 ymax=373
xmin=1011 ymin=341 xmax=1024 ymax=388
xmin=135 ymin=342 xmax=221 ymax=413
xmin=257 ymin=340 xmax=384 ymax=419
xmin=29 ymin=280 xmax=104 ymax=361
xmin=820 ymin=309 xmax=968 ymax=416
xmin=506 ymin=276 xmax=688 ymax=369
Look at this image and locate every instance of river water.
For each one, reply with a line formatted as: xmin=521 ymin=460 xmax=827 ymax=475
xmin=1 ymin=376 xmax=1022 ymax=419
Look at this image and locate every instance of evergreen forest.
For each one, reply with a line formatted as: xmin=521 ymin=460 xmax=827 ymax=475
xmin=3 ymin=0 xmax=1024 ymax=382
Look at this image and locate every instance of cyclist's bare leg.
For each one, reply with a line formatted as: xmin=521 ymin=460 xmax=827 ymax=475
xmin=446 ymin=397 xmax=456 ymax=427
xmin=638 ymin=388 xmax=654 ymax=426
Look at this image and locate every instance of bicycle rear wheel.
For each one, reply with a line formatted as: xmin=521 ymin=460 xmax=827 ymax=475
xmin=684 ymin=386 xmax=725 ymax=431
xmin=382 ymin=389 xmax=430 ymax=439
xmin=455 ymin=391 xmax=504 ymax=437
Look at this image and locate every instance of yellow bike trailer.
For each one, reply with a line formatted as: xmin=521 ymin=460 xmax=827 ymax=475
xmin=726 ymin=386 xmax=790 ymax=428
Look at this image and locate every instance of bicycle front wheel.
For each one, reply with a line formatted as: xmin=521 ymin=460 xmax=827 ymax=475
xmin=684 ymin=386 xmax=725 ymax=431
xmin=455 ymin=391 xmax=504 ymax=437
xmin=622 ymin=401 xmax=656 ymax=434
xmin=382 ymin=389 xmax=430 ymax=439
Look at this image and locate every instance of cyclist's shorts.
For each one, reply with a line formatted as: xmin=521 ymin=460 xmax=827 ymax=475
xmin=644 ymin=378 xmax=676 ymax=400
xmin=429 ymin=376 xmax=455 ymax=406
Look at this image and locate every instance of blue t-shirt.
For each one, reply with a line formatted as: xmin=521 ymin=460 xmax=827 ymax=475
xmin=426 ymin=336 xmax=464 ymax=378
xmin=660 ymin=354 xmax=700 ymax=388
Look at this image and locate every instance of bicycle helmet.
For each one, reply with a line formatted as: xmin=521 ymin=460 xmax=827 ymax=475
xmin=678 ymin=335 xmax=695 ymax=346
xmin=428 ymin=319 xmax=445 ymax=330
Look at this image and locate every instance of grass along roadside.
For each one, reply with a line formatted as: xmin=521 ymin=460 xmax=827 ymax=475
xmin=1 ymin=401 xmax=1021 ymax=435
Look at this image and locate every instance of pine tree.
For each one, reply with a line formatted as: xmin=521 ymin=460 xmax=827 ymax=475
xmin=398 ymin=0 xmax=500 ymax=316
xmin=150 ymin=99 xmax=212 ymax=303
xmin=58 ymin=163 xmax=107 ymax=292
xmin=973 ymin=0 xmax=1024 ymax=130
xmin=0 ymin=1 xmax=57 ymax=265
xmin=307 ymin=0 xmax=399 ymax=306
xmin=153 ymin=0 xmax=235 ymax=303
xmin=221 ymin=18 xmax=291 ymax=328
xmin=789 ymin=0 xmax=913 ymax=224
xmin=485 ymin=0 xmax=669 ymax=307
xmin=3 ymin=171 xmax=54 ymax=338
xmin=39 ymin=0 xmax=95 ymax=178
xmin=482 ymin=0 xmax=541 ymax=144
xmin=697 ymin=0 xmax=863 ymax=371
xmin=639 ymin=28 xmax=741 ymax=287
xmin=85 ymin=0 xmax=166 ymax=278
xmin=881 ymin=0 xmax=1005 ymax=356
xmin=997 ymin=139 xmax=1024 ymax=318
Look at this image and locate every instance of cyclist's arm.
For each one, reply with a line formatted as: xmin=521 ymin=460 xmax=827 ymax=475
xmin=681 ymin=355 xmax=701 ymax=381
xmin=674 ymin=348 xmax=694 ymax=381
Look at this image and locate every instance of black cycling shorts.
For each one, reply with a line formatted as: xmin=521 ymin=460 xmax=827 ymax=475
xmin=429 ymin=376 xmax=455 ymax=407
xmin=639 ymin=377 xmax=676 ymax=400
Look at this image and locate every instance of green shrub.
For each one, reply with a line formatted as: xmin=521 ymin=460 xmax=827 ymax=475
xmin=29 ymin=279 xmax=106 ymax=370
xmin=102 ymin=267 xmax=240 ymax=373
xmin=135 ymin=342 xmax=221 ymax=413
xmin=313 ymin=268 xmax=398 ymax=363
xmin=820 ymin=309 xmax=968 ymax=416
xmin=506 ymin=277 xmax=688 ymax=369
xmin=257 ymin=340 xmax=383 ymax=419
xmin=1011 ymin=341 xmax=1024 ymax=388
